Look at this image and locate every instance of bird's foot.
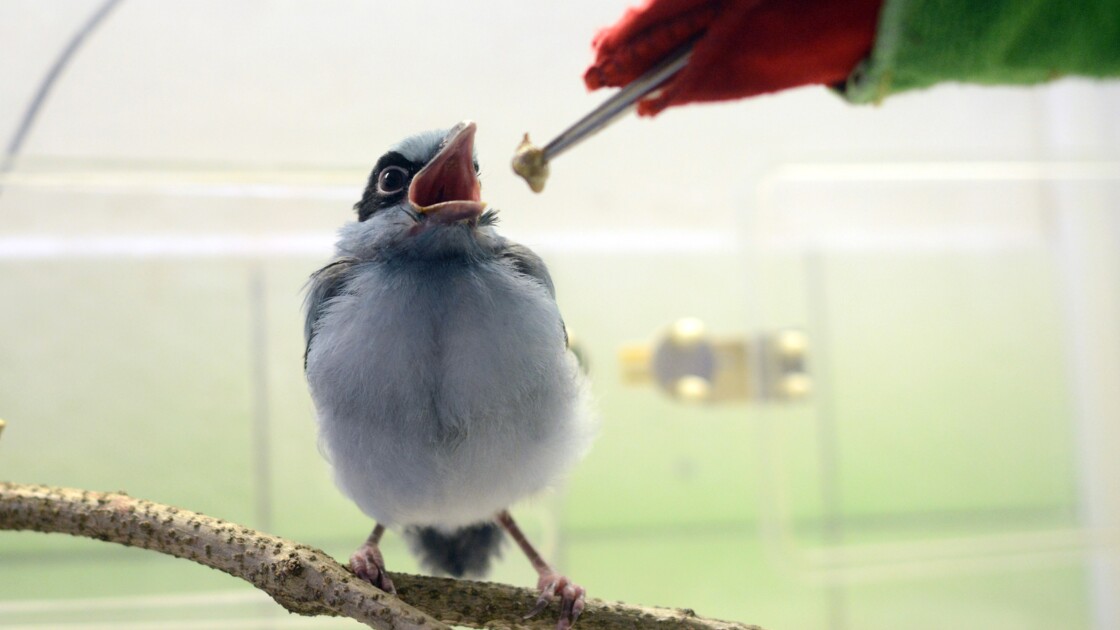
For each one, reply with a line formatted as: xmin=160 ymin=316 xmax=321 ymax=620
xmin=525 ymin=571 xmax=585 ymax=630
xmin=349 ymin=542 xmax=397 ymax=595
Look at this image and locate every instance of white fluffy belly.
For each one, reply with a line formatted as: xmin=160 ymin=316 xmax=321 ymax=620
xmin=306 ymin=264 xmax=594 ymax=528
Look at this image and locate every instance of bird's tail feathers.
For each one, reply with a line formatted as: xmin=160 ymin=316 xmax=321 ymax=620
xmin=403 ymin=522 xmax=504 ymax=578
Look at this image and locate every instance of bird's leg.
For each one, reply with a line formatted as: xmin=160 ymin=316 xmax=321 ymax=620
xmin=496 ymin=510 xmax=585 ymax=630
xmin=349 ymin=523 xmax=397 ymax=594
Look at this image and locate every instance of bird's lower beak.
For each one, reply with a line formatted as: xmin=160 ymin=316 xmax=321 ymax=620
xmin=409 ymin=121 xmax=486 ymax=223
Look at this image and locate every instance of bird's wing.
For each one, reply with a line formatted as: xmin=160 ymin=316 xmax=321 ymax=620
xmin=501 ymin=243 xmax=569 ymax=347
xmin=304 ymin=257 xmax=359 ymax=369
xmin=501 ymin=243 xmax=556 ymax=298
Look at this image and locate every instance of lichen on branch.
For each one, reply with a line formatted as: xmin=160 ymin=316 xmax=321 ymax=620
xmin=0 ymin=482 xmax=762 ymax=630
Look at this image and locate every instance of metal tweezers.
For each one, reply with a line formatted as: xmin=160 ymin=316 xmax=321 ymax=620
xmin=538 ymin=43 xmax=693 ymax=163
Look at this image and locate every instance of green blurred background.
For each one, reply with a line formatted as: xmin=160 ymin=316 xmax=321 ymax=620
xmin=2 ymin=1 xmax=1119 ymax=629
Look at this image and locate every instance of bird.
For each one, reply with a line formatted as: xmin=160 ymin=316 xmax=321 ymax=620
xmin=303 ymin=121 xmax=596 ymax=629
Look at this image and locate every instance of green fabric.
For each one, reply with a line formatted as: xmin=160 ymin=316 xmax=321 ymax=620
xmin=842 ymin=0 xmax=1120 ymax=104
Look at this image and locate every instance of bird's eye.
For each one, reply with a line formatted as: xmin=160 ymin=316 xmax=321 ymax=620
xmin=377 ymin=166 xmax=409 ymax=194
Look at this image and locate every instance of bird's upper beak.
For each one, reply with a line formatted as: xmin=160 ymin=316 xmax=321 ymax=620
xmin=408 ymin=121 xmax=485 ymax=224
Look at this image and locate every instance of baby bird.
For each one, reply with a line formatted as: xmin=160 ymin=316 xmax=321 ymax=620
xmin=304 ymin=121 xmax=595 ymax=629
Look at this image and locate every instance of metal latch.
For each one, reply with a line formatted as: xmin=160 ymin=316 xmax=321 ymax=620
xmin=619 ymin=318 xmax=810 ymax=403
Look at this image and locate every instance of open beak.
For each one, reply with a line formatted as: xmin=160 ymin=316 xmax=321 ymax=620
xmin=408 ymin=121 xmax=486 ymax=224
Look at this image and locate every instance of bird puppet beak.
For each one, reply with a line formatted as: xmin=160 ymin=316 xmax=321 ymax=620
xmin=408 ymin=121 xmax=486 ymax=223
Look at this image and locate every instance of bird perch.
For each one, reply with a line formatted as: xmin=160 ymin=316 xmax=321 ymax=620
xmin=0 ymin=481 xmax=763 ymax=630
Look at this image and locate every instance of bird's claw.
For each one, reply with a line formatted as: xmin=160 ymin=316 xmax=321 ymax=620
xmin=525 ymin=596 xmax=551 ymax=620
xmin=349 ymin=544 xmax=397 ymax=595
xmin=525 ymin=572 xmax=585 ymax=630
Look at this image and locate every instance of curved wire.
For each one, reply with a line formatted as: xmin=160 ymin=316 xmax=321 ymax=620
xmin=1 ymin=0 xmax=124 ymax=185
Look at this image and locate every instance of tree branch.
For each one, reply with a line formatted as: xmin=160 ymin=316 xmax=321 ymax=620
xmin=0 ymin=482 xmax=443 ymax=630
xmin=0 ymin=482 xmax=762 ymax=630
